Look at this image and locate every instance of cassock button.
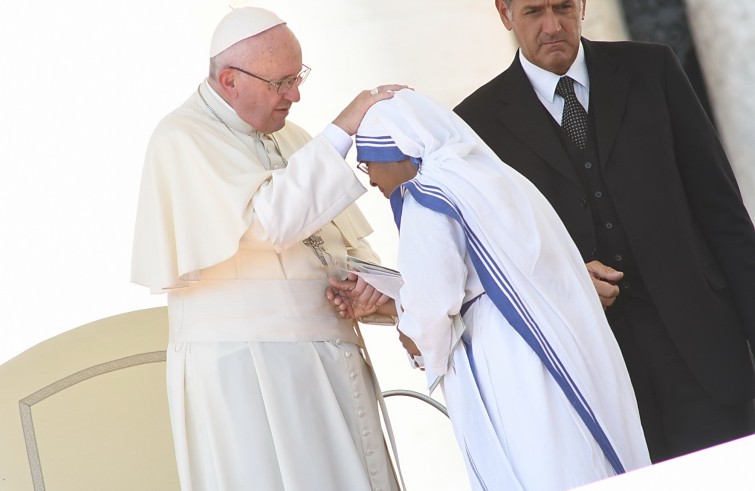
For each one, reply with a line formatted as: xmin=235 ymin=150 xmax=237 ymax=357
xmin=366 ymin=449 xmax=374 ymax=456
xmin=594 ymin=191 xmax=603 ymax=199
xmin=350 ymin=372 xmax=357 ymax=379
xmin=584 ymin=161 xmax=593 ymax=170
xmin=345 ymin=351 xmax=352 ymax=358
xmin=615 ymin=254 xmax=623 ymax=262
xmin=370 ymin=469 xmax=378 ymax=476
xmin=354 ymin=391 xmax=361 ymax=398
xmin=605 ymin=222 xmax=614 ymax=229
xmin=362 ymin=429 xmax=370 ymax=437
xmin=357 ymin=410 xmax=366 ymax=417
xmin=335 ymin=338 xmax=342 ymax=345
xmin=579 ymin=198 xmax=588 ymax=208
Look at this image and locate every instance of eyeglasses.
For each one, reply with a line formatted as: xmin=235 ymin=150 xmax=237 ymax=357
xmin=228 ymin=64 xmax=311 ymax=94
xmin=356 ymin=162 xmax=369 ymax=174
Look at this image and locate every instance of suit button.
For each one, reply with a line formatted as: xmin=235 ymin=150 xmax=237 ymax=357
xmin=580 ymin=198 xmax=588 ymax=208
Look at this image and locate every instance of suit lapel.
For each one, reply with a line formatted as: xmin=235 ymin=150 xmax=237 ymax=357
xmin=496 ymin=55 xmax=579 ymax=186
xmin=583 ymin=39 xmax=630 ymax=169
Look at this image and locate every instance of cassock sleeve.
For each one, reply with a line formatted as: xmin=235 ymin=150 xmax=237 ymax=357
xmin=396 ymin=195 xmax=468 ymax=377
xmin=248 ymin=133 xmax=367 ymax=251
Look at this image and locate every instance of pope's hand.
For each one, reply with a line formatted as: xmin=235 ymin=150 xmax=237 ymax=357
xmin=332 ymin=84 xmax=411 ymax=135
xmin=325 ymin=273 xmax=391 ymax=319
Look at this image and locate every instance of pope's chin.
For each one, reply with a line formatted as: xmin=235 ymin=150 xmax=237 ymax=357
xmin=267 ymin=117 xmax=288 ymax=133
xmin=274 ymin=109 xmax=290 ymax=124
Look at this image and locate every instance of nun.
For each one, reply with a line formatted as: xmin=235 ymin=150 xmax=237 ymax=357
xmin=338 ymin=89 xmax=651 ymax=490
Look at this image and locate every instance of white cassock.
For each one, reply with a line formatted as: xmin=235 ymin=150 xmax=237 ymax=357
xmin=131 ymin=81 xmax=399 ymax=491
xmin=356 ymin=90 xmax=650 ymax=491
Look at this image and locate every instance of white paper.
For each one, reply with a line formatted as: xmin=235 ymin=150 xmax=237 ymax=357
xmin=346 ymin=256 xmax=404 ymax=299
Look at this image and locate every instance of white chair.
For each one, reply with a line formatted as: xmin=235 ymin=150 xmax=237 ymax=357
xmin=0 ymin=307 xmax=179 ymax=491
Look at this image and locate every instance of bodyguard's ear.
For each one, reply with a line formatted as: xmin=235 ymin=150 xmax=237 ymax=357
xmin=495 ymin=0 xmax=514 ymax=30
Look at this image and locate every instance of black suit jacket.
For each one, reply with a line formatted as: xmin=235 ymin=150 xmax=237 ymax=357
xmin=455 ymin=39 xmax=755 ymax=404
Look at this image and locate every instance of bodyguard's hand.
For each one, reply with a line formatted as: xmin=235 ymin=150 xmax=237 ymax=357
xmin=332 ymin=84 xmax=411 ymax=135
xmin=586 ymin=260 xmax=623 ymax=309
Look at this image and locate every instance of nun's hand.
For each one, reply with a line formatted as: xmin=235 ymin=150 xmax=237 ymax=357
xmin=332 ymin=84 xmax=411 ymax=135
xmin=397 ymin=329 xmax=421 ymax=357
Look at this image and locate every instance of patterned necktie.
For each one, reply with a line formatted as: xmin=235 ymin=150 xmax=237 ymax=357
xmin=555 ymin=76 xmax=588 ymax=149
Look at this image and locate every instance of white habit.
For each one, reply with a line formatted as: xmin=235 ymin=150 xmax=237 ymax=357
xmin=356 ymin=91 xmax=651 ymax=490
xmin=131 ymin=81 xmax=399 ymax=491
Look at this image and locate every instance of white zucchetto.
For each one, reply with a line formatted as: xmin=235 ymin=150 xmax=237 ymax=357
xmin=209 ymin=7 xmax=286 ymax=57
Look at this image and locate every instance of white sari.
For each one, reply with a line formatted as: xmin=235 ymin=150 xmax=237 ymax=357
xmin=357 ymin=90 xmax=651 ymax=490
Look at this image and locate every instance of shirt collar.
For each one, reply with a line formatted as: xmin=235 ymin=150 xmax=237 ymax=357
xmin=519 ymin=40 xmax=589 ymax=103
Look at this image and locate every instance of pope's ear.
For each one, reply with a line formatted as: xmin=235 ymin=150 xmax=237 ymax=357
xmin=216 ymin=67 xmax=238 ymax=92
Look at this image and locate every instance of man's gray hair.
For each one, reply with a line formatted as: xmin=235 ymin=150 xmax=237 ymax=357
xmin=208 ymin=39 xmax=248 ymax=81
xmin=209 ymin=56 xmax=223 ymax=81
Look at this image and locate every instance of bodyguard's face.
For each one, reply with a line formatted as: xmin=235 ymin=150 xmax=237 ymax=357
xmin=497 ymin=0 xmax=585 ymax=75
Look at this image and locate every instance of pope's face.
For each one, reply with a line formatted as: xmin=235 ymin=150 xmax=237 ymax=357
xmin=363 ymin=159 xmax=418 ymax=199
xmin=498 ymin=0 xmax=585 ymax=75
xmin=231 ymin=27 xmax=303 ymax=134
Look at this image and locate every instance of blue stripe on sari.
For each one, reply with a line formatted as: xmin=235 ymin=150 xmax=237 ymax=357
xmin=394 ymin=180 xmax=625 ymax=475
xmin=356 ymin=135 xmax=408 ymax=162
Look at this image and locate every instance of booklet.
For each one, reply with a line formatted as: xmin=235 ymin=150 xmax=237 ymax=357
xmin=346 ymin=256 xmax=404 ymax=300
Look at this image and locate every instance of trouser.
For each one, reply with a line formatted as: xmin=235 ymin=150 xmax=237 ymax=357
xmin=606 ymin=295 xmax=755 ymax=463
